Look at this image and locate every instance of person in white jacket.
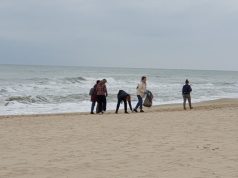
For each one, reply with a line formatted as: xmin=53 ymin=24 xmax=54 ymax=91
xmin=134 ymin=76 xmax=147 ymax=112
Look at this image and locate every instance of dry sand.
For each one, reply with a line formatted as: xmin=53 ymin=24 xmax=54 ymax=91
xmin=0 ymin=99 xmax=238 ymax=178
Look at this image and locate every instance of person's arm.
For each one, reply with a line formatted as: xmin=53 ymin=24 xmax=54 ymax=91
xmin=128 ymin=98 xmax=133 ymax=111
xmin=104 ymin=85 xmax=108 ymax=97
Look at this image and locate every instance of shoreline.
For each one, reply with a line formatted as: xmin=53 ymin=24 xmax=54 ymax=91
xmin=1 ymin=98 xmax=237 ymax=119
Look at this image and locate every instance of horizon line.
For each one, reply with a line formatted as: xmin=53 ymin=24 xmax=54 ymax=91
xmin=0 ymin=63 xmax=237 ymax=72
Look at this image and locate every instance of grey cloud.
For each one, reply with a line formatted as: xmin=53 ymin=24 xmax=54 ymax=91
xmin=0 ymin=0 xmax=238 ymax=70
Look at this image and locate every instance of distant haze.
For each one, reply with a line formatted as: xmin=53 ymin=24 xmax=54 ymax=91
xmin=0 ymin=0 xmax=238 ymax=71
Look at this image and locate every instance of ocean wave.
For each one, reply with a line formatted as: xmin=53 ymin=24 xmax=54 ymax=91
xmin=0 ymin=89 xmax=8 ymax=93
xmin=215 ymin=81 xmax=238 ymax=86
xmin=5 ymin=95 xmax=49 ymax=104
xmin=4 ymin=93 xmax=91 ymax=105
xmin=63 ymin=77 xmax=87 ymax=83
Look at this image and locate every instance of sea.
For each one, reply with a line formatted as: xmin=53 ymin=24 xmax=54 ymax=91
xmin=0 ymin=64 xmax=237 ymax=115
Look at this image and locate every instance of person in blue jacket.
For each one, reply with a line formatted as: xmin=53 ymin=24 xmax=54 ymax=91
xmin=115 ymin=90 xmax=133 ymax=114
xmin=182 ymin=79 xmax=193 ymax=110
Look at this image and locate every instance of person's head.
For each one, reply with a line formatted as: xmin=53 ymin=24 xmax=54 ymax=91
xmin=141 ymin=76 xmax=146 ymax=82
xmin=185 ymin=79 xmax=189 ymax=84
xmin=96 ymin=80 xmax=100 ymax=84
xmin=101 ymin=79 xmax=107 ymax=84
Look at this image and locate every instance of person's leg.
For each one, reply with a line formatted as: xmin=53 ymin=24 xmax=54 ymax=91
xmin=183 ymin=95 xmax=186 ymax=110
xmin=128 ymin=99 xmax=133 ymax=112
xmin=91 ymin=101 xmax=95 ymax=114
xmin=188 ymin=95 xmax=192 ymax=109
xmin=96 ymin=102 xmax=99 ymax=113
xmin=134 ymin=95 xmax=141 ymax=112
xmin=124 ymin=99 xmax=128 ymax=113
xmin=97 ymin=95 xmax=103 ymax=113
xmin=138 ymin=95 xmax=143 ymax=111
xmin=102 ymin=95 xmax=107 ymax=112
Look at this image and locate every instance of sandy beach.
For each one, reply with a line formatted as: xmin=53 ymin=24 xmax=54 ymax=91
xmin=0 ymin=99 xmax=238 ymax=178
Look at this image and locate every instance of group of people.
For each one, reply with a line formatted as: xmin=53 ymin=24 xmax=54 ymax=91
xmin=90 ymin=76 xmax=193 ymax=114
xmin=90 ymin=79 xmax=108 ymax=114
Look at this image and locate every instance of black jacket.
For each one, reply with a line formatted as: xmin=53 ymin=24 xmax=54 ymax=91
xmin=116 ymin=90 xmax=132 ymax=112
xmin=182 ymin=84 xmax=192 ymax=95
xmin=117 ymin=90 xmax=129 ymax=100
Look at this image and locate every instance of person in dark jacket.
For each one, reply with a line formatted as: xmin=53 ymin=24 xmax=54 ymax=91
xmin=115 ymin=90 xmax=133 ymax=114
xmin=90 ymin=80 xmax=100 ymax=114
xmin=182 ymin=79 xmax=193 ymax=110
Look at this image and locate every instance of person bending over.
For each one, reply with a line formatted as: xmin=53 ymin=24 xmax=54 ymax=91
xmin=115 ymin=90 xmax=133 ymax=114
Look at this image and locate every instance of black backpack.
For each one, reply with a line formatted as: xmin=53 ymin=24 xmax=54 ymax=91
xmin=183 ymin=85 xmax=191 ymax=94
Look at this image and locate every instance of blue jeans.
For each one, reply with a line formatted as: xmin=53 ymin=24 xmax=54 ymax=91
xmin=91 ymin=101 xmax=96 ymax=113
xmin=135 ymin=95 xmax=143 ymax=110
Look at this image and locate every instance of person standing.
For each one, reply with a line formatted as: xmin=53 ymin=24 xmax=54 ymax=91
xmin=134 ymin=76 xmax=147 ymax=113
xmin=115 ymin=90 xmax=133 ymax=114
xmin=90 ymin=80 xmax=100 ymax=114
xmin=96 ymin=79 xmax=108 ymax=114
xmin=182 ymin=79 xmax=193 ymax=110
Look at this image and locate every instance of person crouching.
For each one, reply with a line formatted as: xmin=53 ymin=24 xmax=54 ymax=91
xmin=115 ymin=90 xmax=133 ymax=114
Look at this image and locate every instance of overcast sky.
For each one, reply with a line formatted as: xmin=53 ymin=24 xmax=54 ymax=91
xmin=0 ymin=0 xmax=238 ymax=70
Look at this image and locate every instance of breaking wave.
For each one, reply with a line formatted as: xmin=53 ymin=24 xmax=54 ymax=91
xmin=5 ymin=95 xmax=49 ymax=104
xmin=63 ymin=77 xmax=87 ymax=83
xmin=4 ymin=93 xmax=91 ymax=106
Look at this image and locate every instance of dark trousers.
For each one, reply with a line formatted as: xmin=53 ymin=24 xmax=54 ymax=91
xmin=116 ymin=99 xmax=127 ymax=113
xmin=135 ymin=95 xmax=143 ymax=110
xmin=97 ymin=95 xmax=107 ymax=113
xmin=183 ymin=94 xmax=192 ymax=109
